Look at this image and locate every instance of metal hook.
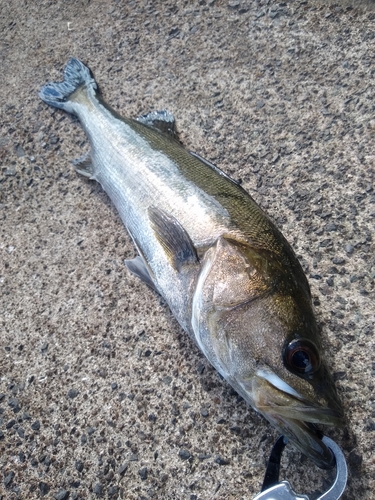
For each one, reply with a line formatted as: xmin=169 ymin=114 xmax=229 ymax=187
xmin=252 ymin=435 xmax=347 ymax=500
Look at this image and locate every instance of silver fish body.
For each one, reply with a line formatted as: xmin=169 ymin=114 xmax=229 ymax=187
xmin=39 ymin=58 xmax=343 ymax=468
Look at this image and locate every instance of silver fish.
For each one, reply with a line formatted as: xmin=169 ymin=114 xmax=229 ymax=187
xmin=39 ymin=58 xmax=343 ymax=468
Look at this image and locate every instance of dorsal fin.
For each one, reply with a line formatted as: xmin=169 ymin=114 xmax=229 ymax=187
xmin=136 ymin=110 xmax=177 ymax=139
xmin=189 ymin=151 xmax=240 ymax=186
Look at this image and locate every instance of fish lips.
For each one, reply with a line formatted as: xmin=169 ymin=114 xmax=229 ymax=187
xmin=247 ymin=371 xmax=344 ymax=469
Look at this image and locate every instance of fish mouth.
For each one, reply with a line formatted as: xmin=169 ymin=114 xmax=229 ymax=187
xmin=248 ymin=370 xmax=344 ymax=469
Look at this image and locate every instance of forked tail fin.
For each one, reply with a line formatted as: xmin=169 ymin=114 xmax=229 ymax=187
xmin=38 ymin=58 xmax=97 ymax=114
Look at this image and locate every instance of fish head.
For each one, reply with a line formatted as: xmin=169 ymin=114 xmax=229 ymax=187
xmin=194 ymin=236 xmax=344 ymax=468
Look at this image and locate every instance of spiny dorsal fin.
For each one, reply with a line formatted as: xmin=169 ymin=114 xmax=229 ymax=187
xmin=189 ymin=151 xmax=240 ymax=186
xmin=148 ymin=206 xmax=198 ymax=271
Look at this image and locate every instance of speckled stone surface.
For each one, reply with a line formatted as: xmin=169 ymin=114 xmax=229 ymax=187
xmin=1 ymin=1 xmax=374 ymax=499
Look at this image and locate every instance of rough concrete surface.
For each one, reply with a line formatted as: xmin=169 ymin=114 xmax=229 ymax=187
xmin=0 ymin=0 xmax=374 ymax=499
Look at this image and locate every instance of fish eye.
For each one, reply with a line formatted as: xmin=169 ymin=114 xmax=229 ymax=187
xmin=283 ymin=339 xmax=321 ymax=377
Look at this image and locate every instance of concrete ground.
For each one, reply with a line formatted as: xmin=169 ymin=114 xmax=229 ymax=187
xmin=0 ymin=0 xmax=374 ymax=499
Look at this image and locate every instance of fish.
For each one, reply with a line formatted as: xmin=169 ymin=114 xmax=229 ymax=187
xmin=39 ymin=58 xmax=343 ymax=469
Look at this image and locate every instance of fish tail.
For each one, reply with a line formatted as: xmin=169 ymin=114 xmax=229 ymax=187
xmin=38 ymin=58 xmax=97 ymax=114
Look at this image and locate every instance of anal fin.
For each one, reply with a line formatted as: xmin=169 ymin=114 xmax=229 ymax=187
xmin=125 ymin=255 xmax=157 ymax=291
xmin=148 ymin=206 xmax=198 ymax=271
xmin=72 ymin=150 xmax=96 ymax=179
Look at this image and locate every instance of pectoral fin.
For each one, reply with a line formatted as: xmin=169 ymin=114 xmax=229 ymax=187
xmin=148 ymin=206 xmax=198 ymax=271
xmin=124 ymin=255 xmax=158 ymax=291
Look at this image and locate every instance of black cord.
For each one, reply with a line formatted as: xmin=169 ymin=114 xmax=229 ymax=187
xmin=261 ymin=436 xmax=288 ymax=492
